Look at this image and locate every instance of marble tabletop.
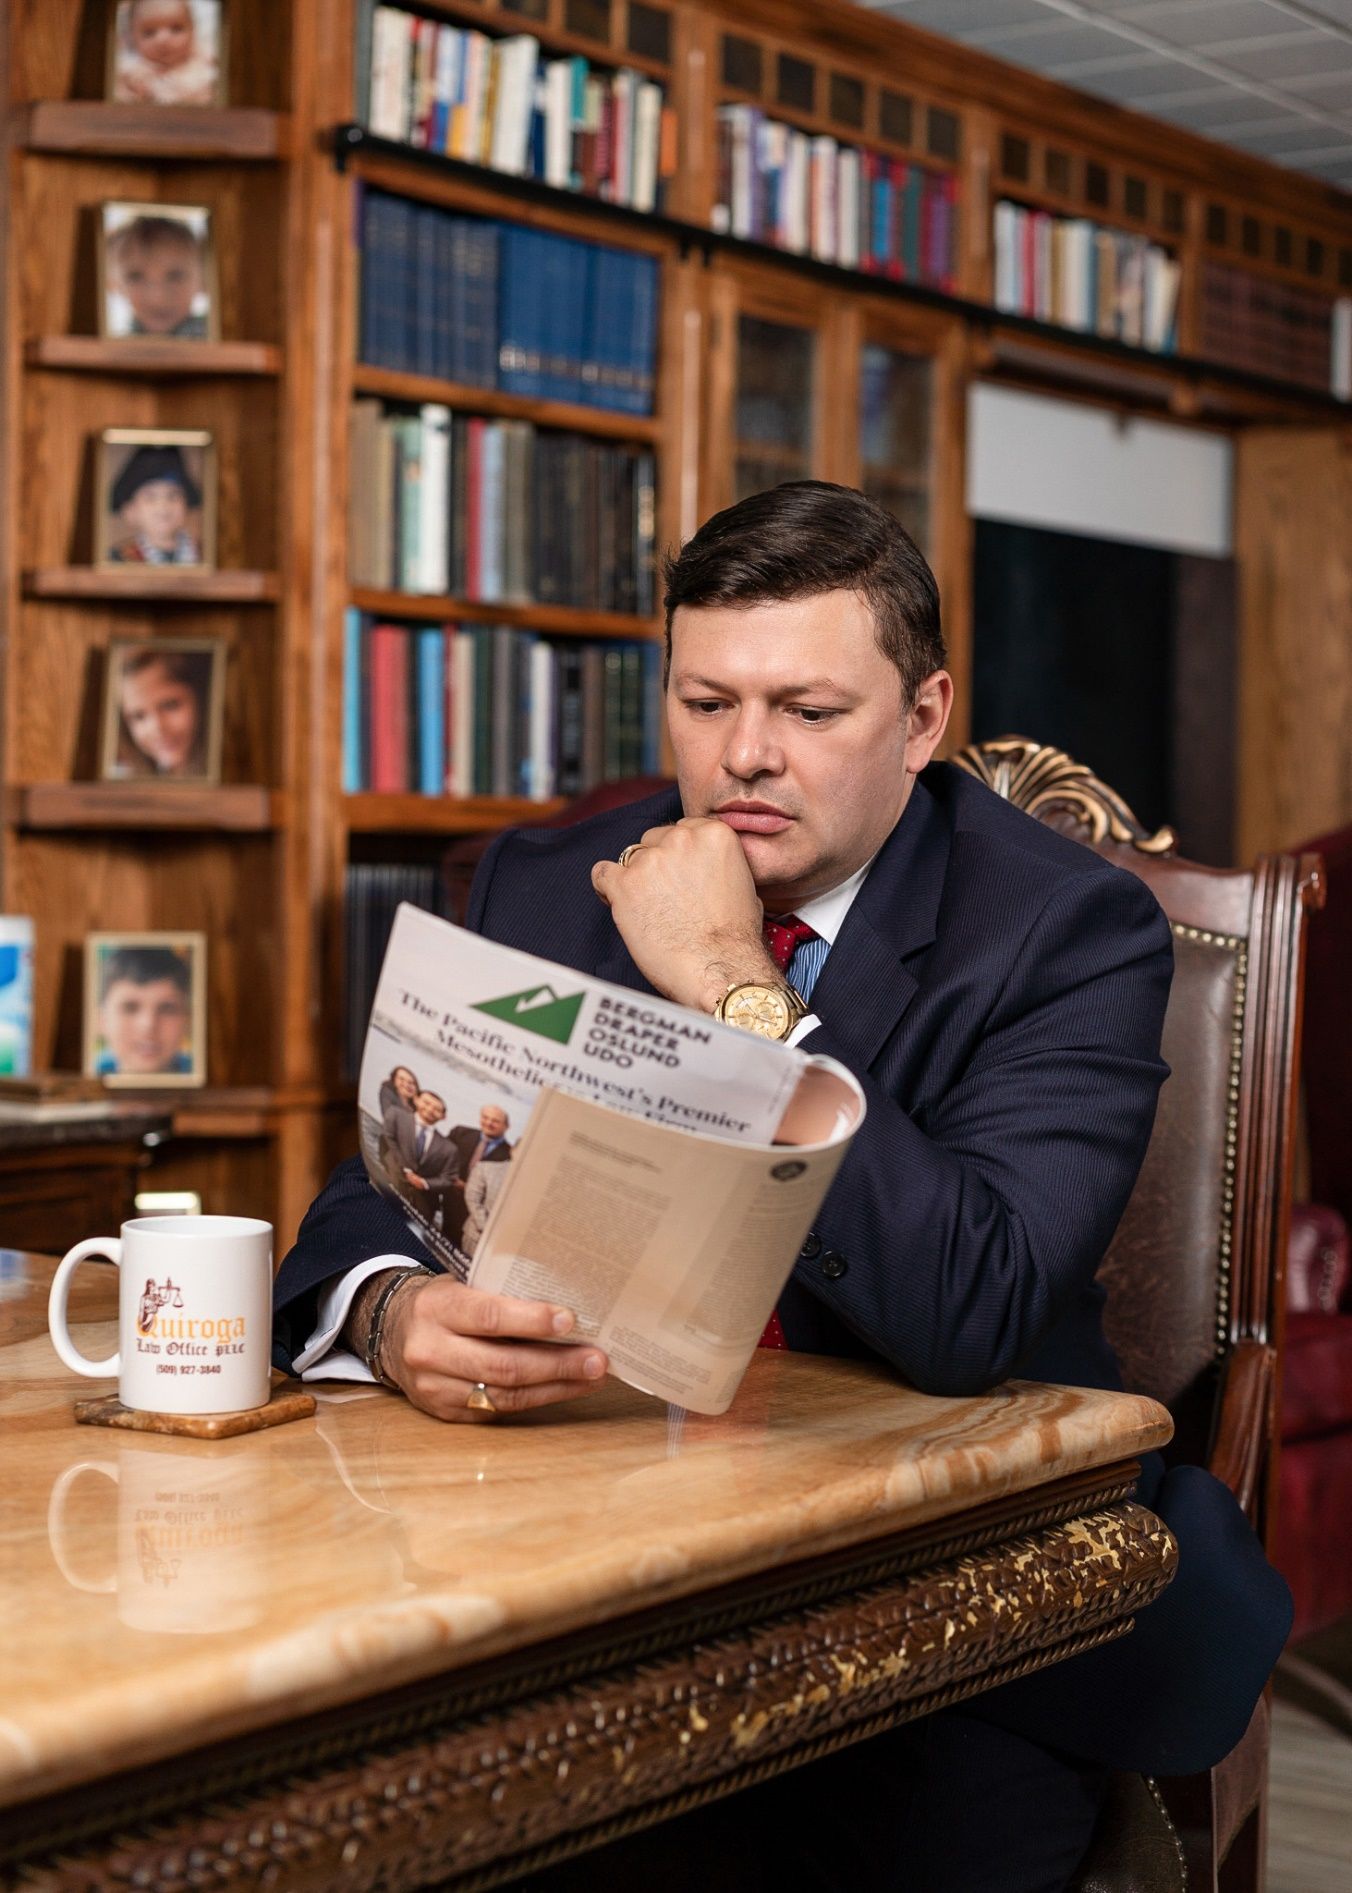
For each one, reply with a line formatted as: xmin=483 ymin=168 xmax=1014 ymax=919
xmin=1 ymin=1252 xmax=1173 ymax=1811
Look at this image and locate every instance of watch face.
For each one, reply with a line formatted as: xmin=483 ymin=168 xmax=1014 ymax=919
xmin=724 ymin=985 xmax=792 ymax=1039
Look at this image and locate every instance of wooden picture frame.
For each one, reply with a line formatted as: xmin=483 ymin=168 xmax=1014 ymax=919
xmin=107 ymin=1 xmax=226 ymax=108
xmin=98 ymin=201 xmax=218 ymax=343
xmin=99 ymin=637 xmax=225 ymax=784
xmin=94 ymin=427 xmax=217 ymax=572
xmin=84 ymin=931 xmax=208 ymax=1089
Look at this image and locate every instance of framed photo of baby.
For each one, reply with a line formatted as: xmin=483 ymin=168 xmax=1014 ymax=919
xmin=108 ymin=1 xmax=225 ymax=108
xmin=100 ymin=638 xmax=224 ymax=783
xmin=99 ymin=202 xmax=217 ymax=342
xmin=83 ymin=932 xmax=207 ymax=1089
xmin=94 ymin=428 xmax=216 ymax=572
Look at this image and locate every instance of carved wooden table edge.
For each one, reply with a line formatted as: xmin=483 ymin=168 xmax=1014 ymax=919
xmin=2 ymin=1464 xmax=1176 ymax=1893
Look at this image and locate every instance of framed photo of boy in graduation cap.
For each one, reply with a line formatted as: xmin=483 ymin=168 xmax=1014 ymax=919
xmin=94 ymin=427 xmax=216 ymax=571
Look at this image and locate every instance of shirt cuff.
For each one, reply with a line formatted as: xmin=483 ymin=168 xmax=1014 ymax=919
xmin=787 ymin=1013 xmax=821 ymax=1049
xmin=293 ymin=1253 xmax=424 ymax=1381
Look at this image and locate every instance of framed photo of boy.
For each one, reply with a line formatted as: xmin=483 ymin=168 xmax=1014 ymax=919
xmin=83 ymin=932 xmax=207 ymax=1088
xmin=108 ymin=1 xmax=226 ymax=108
xmin=98 ymin=202 xmax=217 ymax=342
xmin=100 ymin=638 xmax=224 ymax=783
xmin=94 ymin=428 xmax=216 ymax=571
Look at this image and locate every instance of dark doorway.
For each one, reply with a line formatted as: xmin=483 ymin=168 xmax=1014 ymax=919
xmin=971 ymin=519 xmax=1236 ymax=865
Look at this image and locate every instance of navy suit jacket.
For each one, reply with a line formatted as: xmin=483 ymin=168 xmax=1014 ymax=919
xmin=274 ymin=762 xmax=1289 ymax=1771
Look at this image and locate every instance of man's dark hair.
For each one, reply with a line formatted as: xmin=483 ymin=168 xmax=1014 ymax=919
xmin=101 ymin=945 xmax=190 ymax=999
xmin=662 ymin=481 xmax=944 ymax=703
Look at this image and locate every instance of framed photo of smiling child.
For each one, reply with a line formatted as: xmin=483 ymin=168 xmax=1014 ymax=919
xmin=108 ymin=1 xmax=226 ymax=108
xmin=94 ymin=427 xmax=216 ymax=572
xmin=83 ymin=931 xmax=207 ymax=1089
xmin=98 ymin=202 xmax=217 ymax=343
xmin=99 ymin=638 xmax=224 ymax=784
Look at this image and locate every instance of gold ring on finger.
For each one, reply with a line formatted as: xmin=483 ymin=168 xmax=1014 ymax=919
xmin=617 ymin=843 xmax=643 ymax=868
xmin=466 ymin=1381 xmax=499 ymax=1414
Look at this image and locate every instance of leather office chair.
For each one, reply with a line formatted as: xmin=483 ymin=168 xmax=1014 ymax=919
xmin=954 ymin=738 xmax=1324 ymax=1893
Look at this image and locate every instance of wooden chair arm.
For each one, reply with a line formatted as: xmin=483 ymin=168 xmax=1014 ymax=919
xmin=1208 ymin=1340 xmax=1276 ymax=1515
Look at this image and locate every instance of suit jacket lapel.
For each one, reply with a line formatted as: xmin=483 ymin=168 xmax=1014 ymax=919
xmin=808 ymin=773 xmax=949 ymax=1072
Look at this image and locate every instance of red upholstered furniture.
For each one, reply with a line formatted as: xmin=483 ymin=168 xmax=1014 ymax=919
xmin=1276 ymin=819 xmax=1352 ymax=1643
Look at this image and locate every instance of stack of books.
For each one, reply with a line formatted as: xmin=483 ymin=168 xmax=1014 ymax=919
xmin=348 ymin=400 xmax=657 ymax=612
xmin=342 ymin=613 xmax=663 ymax=801
xmin=992 ymin=202 xmax=1180 ymax=352
xmin=362 ymin=7 xmax=676 ymax=210
xmin=1199 ymin=261 xmax=1351 ymax=396
xmin=358 ymin=192 xmax=660 ymax=416
xmin=712 ymin=106 xmax=959 ymax=290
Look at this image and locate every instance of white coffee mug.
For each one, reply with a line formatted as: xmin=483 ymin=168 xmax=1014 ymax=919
xmin=47 ymin=1215 xmax=273 ymax=1415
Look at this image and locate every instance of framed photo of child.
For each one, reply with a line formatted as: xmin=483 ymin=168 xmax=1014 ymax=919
xmin=94 ymin=428 xmax=216 ymax=571
xmin=99 ymin=202 xmax=217 ymax=342
xmin=83 ymin=932 xmax=207 ymax=1088
xmin=108 ymin=1 xmax=225 ymax=108
xmin=100 ymin=638 xmax=224 ymax=784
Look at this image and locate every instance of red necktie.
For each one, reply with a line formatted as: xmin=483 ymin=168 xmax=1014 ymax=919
xmin=757 ymin=915 xmax=818 ymax=1352
xmin=762 ymin=914 xmax=818 ymax=976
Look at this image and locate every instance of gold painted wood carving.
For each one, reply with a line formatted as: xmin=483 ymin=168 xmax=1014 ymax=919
xmin=8 ymin=1500 xmax=1176 ymax=1893
xmin=954 ymin=738 xmax=1177 ymax=855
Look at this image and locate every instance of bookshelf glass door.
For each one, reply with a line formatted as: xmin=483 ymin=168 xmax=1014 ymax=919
xmin=859 ymin=341 xmax=933 ymax=552
xmin=734 ymin=315 xmax=816 ymax=501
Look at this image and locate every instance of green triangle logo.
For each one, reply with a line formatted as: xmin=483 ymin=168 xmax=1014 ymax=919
xmin=472 ymin=983 xmax=585 ymax=1045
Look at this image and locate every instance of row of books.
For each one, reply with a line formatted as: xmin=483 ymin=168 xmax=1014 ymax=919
xmin=345 ymin=861 xmax=453 ymax=1079
xmin=1199 ymin=262 xmax=1352 ymax=397
xmin=362 ymin=7 xmax=675 ymax=211
xmin=358 ymin=191 xmax=660 ymax=414
xmin=342 ymin=613 xmax=663 ymax=800
xmin=712 ymin=106 xmax=960 ymax=290
xmin=992 ymin=202 xmax=1181 ymax=353
xmin=348 ymin=400 xmax=658 ymax=613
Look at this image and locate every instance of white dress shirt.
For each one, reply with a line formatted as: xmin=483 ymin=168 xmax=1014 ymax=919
xmin=295 ymin=855 xmax=877 ymax=1380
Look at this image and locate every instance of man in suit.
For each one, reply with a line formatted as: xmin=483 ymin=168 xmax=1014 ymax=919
xmin=275 ymin=483 xmax=1288 ymax=1891
xmin=438 ymin=1103 xmax=512 ymax=1246
xmin=381 ymin=1088 xmax=460 ymax=1206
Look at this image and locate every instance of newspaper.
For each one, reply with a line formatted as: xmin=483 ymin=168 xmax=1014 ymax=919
xmin=358 ymin=904 xmax=865 ymax=1414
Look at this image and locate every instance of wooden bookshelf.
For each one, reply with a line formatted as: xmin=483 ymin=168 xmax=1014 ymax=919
xmin=350 ymin=589 xmax=659 ymax=638
xmin=28 ymin=338 xmax=282 ymax=376
xmin=1 ymin=0 xmax=1348 ymax=1255
xmin=351 ymin=365 xmax=662 ymax=442
xmin=24 ymin=569 xmax=280 ymax=603
xmin=22 ymin=103 xmax=286 ymax=161
xmin=7 ymin=784 xmax=282 ymax=833
xmin=344 ymin=793 xmax=566 ymax=834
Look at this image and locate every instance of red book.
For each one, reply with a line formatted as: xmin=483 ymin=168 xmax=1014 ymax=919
xmin=465 ymin=419 xmax=483 ymax=600
xmin=888 ymin=157 xmax=904 ymax=282
xmin=1021 ymin=204 xmax=1037 ymax=317
xmin=370 ymin=622 xmax=411 ymax=794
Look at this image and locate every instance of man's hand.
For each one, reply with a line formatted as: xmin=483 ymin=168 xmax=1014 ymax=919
xmin=354 ymin=1270 xmax=608 ymax=1422
xmin=590 ymin=817 xmax=779 ymax=1012
xmin=402 ymin=1168 xmax=429 ymax=1190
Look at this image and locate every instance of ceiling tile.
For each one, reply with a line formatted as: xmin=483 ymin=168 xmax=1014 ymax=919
xmin=1224 ymin=121 xmax=1352 ymax=152
xmin=1127 ymin=3 xmax=1304 ymax=48
xmin=1154 ymin=89 xmax=1312 ymax=127
xmin=963 ymin=20 xmax=1144 ymax=65
xmin=1217 ymin=35 xmax=1352 ymax=80
xmin=867 ymin=0 xmax=1052 ymax=32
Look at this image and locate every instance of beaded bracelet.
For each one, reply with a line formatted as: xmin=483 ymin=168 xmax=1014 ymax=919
xmin=364 ymin=1265 xmax=431 ymax=1389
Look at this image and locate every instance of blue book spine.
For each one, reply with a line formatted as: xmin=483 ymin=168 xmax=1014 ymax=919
xmin=342 ymin=607 xmax=364 ymax=791
xmin=417 ymin=626 xmax=445 ymax=794
xmin=415 ymin=205 xmax=438 ymax=377
xmin=498 ymin=224 xmax=538 ymax=397
xmin=477 ymin=219 xmax=500 ymax=388
xmin=629 ymin=250 xmax=659 ymax=417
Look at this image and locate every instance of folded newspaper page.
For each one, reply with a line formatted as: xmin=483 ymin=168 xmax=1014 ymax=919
xmin=358 ymin=904 xmax=865 ymax=1413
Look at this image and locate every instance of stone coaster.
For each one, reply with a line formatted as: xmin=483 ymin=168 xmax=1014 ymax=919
xmin=74 ymin=1384 xmax=315 ymax=1437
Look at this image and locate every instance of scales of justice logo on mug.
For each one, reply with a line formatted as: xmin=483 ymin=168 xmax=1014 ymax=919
xmin=48 ymin=1215 xmax=273 ymax=1415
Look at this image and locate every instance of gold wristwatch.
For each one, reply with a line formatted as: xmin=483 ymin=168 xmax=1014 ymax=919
xmin=714 ymin=979 xmax=808 ymax=1041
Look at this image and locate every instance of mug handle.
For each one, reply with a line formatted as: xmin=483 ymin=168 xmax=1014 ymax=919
xmin=47 ymin=1238 xmax=122 ymax=1380
xmin=46 ymin=1461 xmax=118 ymax=1594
